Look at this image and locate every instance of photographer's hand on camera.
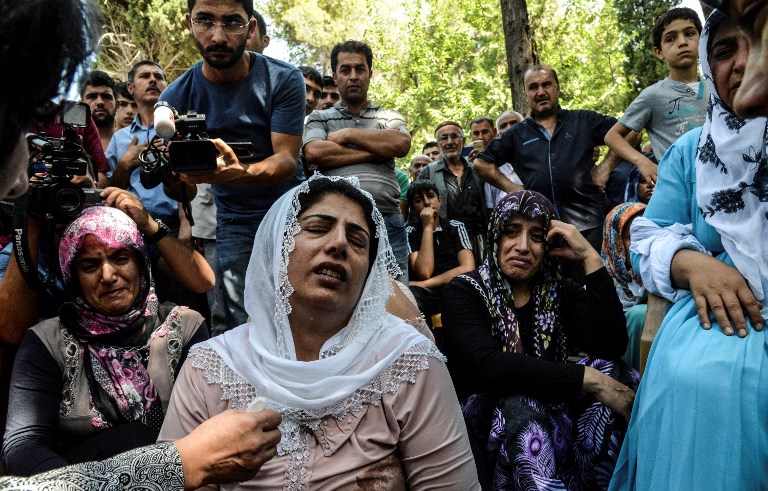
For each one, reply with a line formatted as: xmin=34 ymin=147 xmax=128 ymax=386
xmin=109 ymin=136 xmax=148 ymax=189
xmin=178 ymin=139 xmax=246 ymax=185
xmin=70 ymin=173 xmax=96 ymax=190
xmin=179 ymin=138 xmax=299 ymax=186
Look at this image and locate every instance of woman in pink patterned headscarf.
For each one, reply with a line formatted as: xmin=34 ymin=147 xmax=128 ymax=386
xmin=3 ymin=206 xmax=208 ymax=476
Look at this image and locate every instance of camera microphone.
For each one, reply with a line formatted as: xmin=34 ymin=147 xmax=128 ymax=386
xmin=154 ymin=101 xmax=177 ymax=140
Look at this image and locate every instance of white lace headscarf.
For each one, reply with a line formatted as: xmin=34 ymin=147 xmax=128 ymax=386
xmin=696 ymin=10 xmax=768 ymax=300
xmin=200 ymin=174 xmax=432 ymax=452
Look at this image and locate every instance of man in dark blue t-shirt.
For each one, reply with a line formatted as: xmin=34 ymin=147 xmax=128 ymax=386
xmin=160 ymin=0 xmax=305 ymax=331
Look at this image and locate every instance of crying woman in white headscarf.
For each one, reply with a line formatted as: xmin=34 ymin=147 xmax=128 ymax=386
xmin=158 ymin=174 xmax=480 ymax=489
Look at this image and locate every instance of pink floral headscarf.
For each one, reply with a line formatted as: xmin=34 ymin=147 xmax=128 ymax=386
xmin=58 ymin=206 xmax=155 ymax=335
xmin=58 ymin=206 xmax=164 ymax=429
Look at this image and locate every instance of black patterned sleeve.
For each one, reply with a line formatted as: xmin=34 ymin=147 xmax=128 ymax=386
xmin=0 ymin=443 xmax=184 ymax=490
xmin=442 ymin=278 xmax=585 ymax=402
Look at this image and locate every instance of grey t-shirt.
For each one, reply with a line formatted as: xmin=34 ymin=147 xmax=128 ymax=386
xmin=619 ymin=77 xmax=709 ymax=161
xmin=303 ymin=102 xmax=409 ymax=215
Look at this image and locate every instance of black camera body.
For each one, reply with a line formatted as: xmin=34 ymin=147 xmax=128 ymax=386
xmin=24 ymin=101 xmax=103 ymax=222
xmin=140 ymin=105 xmax=255 ymax=190
xmin=0 ymin=102 xmax=105 ymax=297
xmin=140 ymin=110 xmax=217 ymax=189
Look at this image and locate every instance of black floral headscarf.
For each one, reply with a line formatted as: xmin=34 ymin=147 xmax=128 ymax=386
xmin=459 ymin=190 xmax=567 ymax=361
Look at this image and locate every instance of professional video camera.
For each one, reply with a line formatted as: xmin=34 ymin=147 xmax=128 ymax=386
xmin=25 ymin=102 xmax=103 ymax=221
xmin=0 ymin=101 xmax=103 ymax=297
xmin=139 ymin=103 xmax=218 ymax=190
xmin=140 ymin=102 xmax=254 ymax=189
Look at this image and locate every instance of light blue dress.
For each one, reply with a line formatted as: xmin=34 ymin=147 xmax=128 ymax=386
xmin=610 ymin=128 xmax=768 ymax=489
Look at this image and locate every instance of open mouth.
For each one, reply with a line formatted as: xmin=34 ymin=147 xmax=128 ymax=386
xmin=316 ymin=267 xmax=346 ymax=281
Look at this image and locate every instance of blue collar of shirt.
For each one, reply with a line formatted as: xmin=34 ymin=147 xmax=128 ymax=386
xmin=129 ymin=114 xmax=153 ymax=133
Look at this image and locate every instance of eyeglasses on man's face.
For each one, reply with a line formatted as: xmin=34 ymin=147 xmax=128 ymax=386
xmin=191 ymin=18 xmax=249 ymax=35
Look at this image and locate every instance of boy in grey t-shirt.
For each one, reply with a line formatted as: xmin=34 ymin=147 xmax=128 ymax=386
xmin=604 ymin=7 xmax=707 ymax=186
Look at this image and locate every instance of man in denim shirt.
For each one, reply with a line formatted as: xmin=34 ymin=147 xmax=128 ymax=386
xmin=106 ymin=60 xmax=179 ymax=230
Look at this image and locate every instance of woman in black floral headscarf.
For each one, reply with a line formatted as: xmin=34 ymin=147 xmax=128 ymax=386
xmin=442 ymin=190 xmax=637 ymax=490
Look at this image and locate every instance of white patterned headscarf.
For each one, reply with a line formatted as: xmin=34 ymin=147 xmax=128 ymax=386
xmin=200 ymin=174 xmax=433 ymax=453
xmin=696 ymin=10 xmax=768 ymax=300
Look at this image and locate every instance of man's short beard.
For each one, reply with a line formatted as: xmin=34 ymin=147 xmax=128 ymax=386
xmin=531 ymin=103 xmax=559 ymax=119
xmin=93 ymin=113 xmax=115 ymax=129
xmin=197 ymin=38 xmax=247 ymax=70
xmin=341 ymin=91 xmax=366 ymax=106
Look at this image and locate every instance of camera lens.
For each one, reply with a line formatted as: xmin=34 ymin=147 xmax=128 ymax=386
xmin=52 ymin=184 xmax=85 ymax=219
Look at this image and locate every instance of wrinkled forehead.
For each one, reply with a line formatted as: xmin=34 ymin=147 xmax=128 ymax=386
xmin=499 ymin=113 xmax=522 ymax=126
xmin=471 ymin=120 xmax=493 ymax=131
xmin=435 ymin=124 xmax=463 ymax=138
xmin=82 ymin=85 xmax=114 ymax=96
xmin=524 ymin=68 xmax=557 ymax=86
xmin=134 ymin=64 xmax=165 ymax=79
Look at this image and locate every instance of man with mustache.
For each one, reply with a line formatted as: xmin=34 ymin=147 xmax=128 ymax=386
xmin=303 ymin=40 xmax=412 ymax=281
xmin=417 ymin=121 xmax=488 ymax=265
xmin=159 ymin=0 xmax=305 ymax=331
xmin=474 ymin=64 xmax=618 ymax=250
xmin=106 ymin=60 xmax=180 ymax=229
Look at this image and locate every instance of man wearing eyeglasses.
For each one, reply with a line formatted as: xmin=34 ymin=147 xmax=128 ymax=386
xmin=416 ymin=121 xmax=488 ymax=265
xmin=160 ymin=0 xmax=305 ymax=332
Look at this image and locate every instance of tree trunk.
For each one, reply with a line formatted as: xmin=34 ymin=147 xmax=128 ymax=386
xmin=500 ymin=0 xmax=538 ymax=115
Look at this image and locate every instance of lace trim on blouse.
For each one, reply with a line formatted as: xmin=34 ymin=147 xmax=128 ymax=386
xmin=190 ymin=340 xmax=444 ymax=489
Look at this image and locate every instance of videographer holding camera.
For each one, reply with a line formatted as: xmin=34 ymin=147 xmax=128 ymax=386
xmin=106 ymin=61 xmax=180 ymax=229
xmin=159 ymin=0 xmax=306 ymax=332
xmin=0 ymin=3 xmax=284 ymax=487
xmin=0 ymin=91 xmax=215 ymax=356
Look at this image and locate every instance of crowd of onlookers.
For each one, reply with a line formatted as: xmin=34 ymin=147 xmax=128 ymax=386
xmin=0 ymin=0 xmax=766 ymax=489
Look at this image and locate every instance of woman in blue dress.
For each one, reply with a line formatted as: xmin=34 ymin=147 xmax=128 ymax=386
xmin=610 ymin=10 xmax=768 ymax=489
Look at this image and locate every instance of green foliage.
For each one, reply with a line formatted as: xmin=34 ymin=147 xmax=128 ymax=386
xmin=367 ymin=0 xmax=512 ymax=153
xmin=95 ymin=0 xmax=199 ymax=82
xmin=266 ymin=0 xmax=513 ymax=165
xmin=94 ymin=0 xmax=681 ymax=165
xmin=264 ymin=0 xmax=368 ymax=73
xmin=613 ymin=0 xmax=678 ymax=108
xmin=527 ymin=0 xmax=630 ymax=116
